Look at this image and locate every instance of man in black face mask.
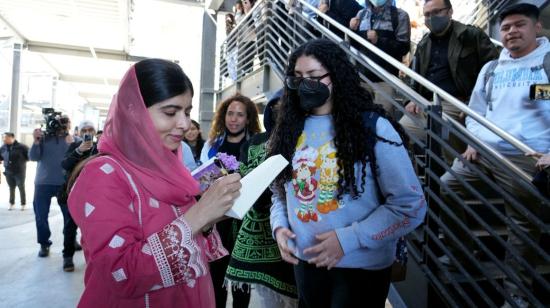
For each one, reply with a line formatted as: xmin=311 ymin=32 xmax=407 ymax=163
xmin=399 ymin=0 xmax=499 ymax=161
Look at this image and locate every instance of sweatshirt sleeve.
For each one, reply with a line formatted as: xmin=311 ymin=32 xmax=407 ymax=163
xmin=200 ymin=142 xmax=211 ymax=164
xmin=68 ymin=157 xmax=208 ymax=298
xmin=465 ymin=62 xmax=491 ymax=138
xmin=29 ymin=142 xmax=42 ymax=161
xmin=181 ymin=142 xmax=197 ymax=171
xmin=335 ymin=118 xmax=426 ymax=253
xmin=270 ymin=184 xmax=290 ymax=239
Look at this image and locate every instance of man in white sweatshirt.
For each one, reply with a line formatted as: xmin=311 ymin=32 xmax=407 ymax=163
xmin=440 ymin=4 xmax=549 ymax=307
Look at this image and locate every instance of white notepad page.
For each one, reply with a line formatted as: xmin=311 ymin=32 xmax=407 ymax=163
xmin=225 ymin=154 xmax=289 ymax=219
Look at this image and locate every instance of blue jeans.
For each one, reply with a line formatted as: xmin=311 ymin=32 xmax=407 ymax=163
xmin=33 ymin=184 xmax=63 ymax=246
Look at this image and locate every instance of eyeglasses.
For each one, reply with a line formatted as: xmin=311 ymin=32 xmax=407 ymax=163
xmin=424 ymin=7 xmax=450 ymax=18
xmin=285 ymin=73 xmax=330 ymax=90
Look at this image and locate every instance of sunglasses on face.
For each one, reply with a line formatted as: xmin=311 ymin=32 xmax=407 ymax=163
xmin=285 ymin=73 xmax=330 ymax=90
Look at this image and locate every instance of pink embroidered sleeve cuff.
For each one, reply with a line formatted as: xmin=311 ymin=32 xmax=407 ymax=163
xmin=202 ymin=226 xmax=229 ymax=261
xmin=147 ymin=216 xmax=207 ymax=288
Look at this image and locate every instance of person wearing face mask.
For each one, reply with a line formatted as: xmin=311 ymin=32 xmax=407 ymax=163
xmin=224 ymin=89 xmax=299 ymax=308
xmin=399 ymin=0 xmax=499 ymax=162
xmin=201 ymin=93 xmax=261 ymax=308
xmin=269 ymin=39 xmax=426 ymax=308
xmin=234 ymin=0 xmax=244 ymax=23
xmin=349 ymin=0 xmax=411 ymax=118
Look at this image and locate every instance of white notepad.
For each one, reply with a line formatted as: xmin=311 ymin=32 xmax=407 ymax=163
xmin=225 ymin=154 xmax=289 ymax=219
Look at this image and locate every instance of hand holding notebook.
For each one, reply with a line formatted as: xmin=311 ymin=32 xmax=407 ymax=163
xmin=191 ymin=154 xmax=289 ymax=219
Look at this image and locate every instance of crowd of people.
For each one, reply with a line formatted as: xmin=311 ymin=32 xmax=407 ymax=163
xmin=0 ymin=1 xmax=549 ymax=308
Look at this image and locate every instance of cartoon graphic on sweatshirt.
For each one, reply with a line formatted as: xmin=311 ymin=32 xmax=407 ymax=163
xmin=292 ymin=143 xmax=319 ymax=222
xmin=317 ymin=141 xmax=340 ymax=214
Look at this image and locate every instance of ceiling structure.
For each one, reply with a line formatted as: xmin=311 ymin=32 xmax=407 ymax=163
xmin=0 ymin=0 xmax=205 ymax=117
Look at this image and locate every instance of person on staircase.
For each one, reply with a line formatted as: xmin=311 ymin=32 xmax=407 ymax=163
xmin=440 ymin=4 xmax=550 ymax=307
xmin=398 ymin=0 xmax=499 ymax=163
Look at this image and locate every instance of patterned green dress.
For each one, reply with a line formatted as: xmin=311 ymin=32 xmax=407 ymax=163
xmin=225 ymin=133 xmax=297 ymax=299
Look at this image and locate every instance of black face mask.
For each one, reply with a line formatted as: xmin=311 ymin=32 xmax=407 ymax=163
xmin=427 ymin=15 xmax=451 ymax=35
xmin=298 ymin=82 xmax=330 ymax=112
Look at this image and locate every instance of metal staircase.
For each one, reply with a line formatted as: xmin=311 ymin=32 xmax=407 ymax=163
xmin=215 ymin=0 xmax=550 ymax=306
xmin=456 ymin=0 xmax=514 ymax=30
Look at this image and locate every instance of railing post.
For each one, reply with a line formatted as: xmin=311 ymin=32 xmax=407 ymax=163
xmin=423 ymin=98 xmax=443 ymax=271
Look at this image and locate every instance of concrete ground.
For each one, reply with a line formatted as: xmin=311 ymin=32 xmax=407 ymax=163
xmin=0 ymin=162 xmax=84 ymax=307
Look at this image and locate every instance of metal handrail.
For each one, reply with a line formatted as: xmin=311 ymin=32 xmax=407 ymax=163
xmin=443 ymin=115 xmax=532 ymax=183
xmin=216 ymin=2 xmax=550 ymax=305
xmin=294 ymin=0 xmax=534 ymax=156
xmin=461 ymin=0 xmax=513 ymax=29
xmin=219 ymin=0 xmax=530 ymax=154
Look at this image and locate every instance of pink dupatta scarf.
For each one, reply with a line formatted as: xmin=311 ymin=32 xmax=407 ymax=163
xmin=98 ymin=65 xmax=200 ymax=206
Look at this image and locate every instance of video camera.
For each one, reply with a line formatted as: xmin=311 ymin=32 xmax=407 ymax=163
xmin=42 ymin=108 xmax=69 ymax=136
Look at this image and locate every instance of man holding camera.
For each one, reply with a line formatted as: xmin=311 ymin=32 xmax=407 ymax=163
xmin=0 ymin=132 xmax=29 ymax=210
xmin=59 ymin=120 xmax=98 ymax=271
xmin=29 ymin=113 xmax=75 ymax=259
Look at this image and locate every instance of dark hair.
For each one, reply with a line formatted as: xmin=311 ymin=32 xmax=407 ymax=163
xmin=96 ymin=130 xmax=103 ymax=134
xmin=134 ymin=59 xmax=194 ymax=108
xmin=208 ymin=93 xmax=261 ymax=144
xmin=226 ymin=13 xmax=236 ymax=35
xmin=184 ymin=120 xmax=205 ymax=156
xmin=3 ymin=132 xmax=14 ymax=138
xmin=268 ymin=39 xmax=408 ymax=199
xmin=425 ymin=0 xmax=452 ymax=9
xmin=499 ymin=3 xmax=540 ymax=22
xmin=189 ymin=120 xmax=202 ymax=137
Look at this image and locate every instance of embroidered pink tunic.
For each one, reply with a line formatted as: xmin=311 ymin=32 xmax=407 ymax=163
xmin=69 ymin=156 xmax=227 ymax=307
xmin=68 ymin=64 xmax=227 ymax=307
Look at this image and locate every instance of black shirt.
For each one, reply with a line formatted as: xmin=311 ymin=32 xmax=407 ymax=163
xmin=217 ymin=137 xmax=246 ymax=161
xmin=211 ymin=136 xmax=247 ymax=253
xmin=426 ymin=28 xmax=459 ymax=98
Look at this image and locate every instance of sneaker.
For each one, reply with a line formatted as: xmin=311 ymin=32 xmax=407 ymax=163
xmin=501 ymin=295 xmax=529 ymax=308
xmin=63 ymin=257 xmax=75 ymax=272
xmin=8 ymin=204 xmax=14 ymax=211
xmin=74 ymin=242 xmax=82 ymax=251
xmin=38 ymin=245 xmax=50 ymax=257
xmin=21 ymin=204 xmax=25 ymax=211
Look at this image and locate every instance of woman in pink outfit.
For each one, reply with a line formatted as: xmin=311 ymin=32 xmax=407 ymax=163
xmin=68 ymin=59 xmax=241 ymax=307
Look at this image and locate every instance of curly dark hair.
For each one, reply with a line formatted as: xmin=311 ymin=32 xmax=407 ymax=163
xmin=268 ymin=39 xmax=408 ymax=199
xmin=208 ymin=93 xmax=261 ymax=144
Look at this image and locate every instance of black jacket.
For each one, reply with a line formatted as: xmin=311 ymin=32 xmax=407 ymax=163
xmin=412 ymin=20 xmax=499 ymax=101
xmin=325 ymin=0 xmax=363 ymax=28
xmin=0 ymin=141 xmax=29 ymax=175
xmin=61 ymin=140 xmax=99 ymax=174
